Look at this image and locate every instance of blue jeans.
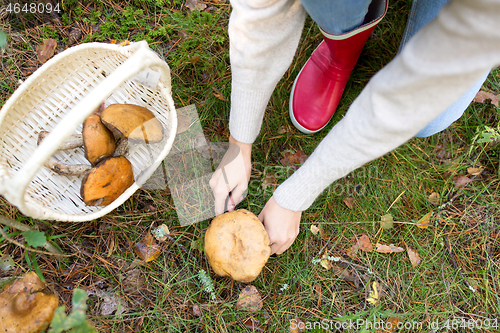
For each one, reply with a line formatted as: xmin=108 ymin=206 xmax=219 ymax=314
xmin=299 ymin=0 xmax=490 ymax=137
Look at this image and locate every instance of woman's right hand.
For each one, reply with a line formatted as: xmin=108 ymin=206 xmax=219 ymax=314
xmin=209 ymin=135 xmax=252 ymax=216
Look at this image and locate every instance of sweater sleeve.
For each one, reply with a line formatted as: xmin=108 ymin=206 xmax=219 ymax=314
xmin=228 ymin=0 xmax=306 ymax=144
xmin=273 ymin=0 xmax=500 ymax=211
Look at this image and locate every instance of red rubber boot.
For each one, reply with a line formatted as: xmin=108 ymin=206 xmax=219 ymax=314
xmin=290 ymin=0 xmax=388 ymax=134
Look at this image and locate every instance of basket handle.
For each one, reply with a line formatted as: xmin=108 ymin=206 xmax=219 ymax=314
xmin=8 ymin=41 xmax=172 ymax=209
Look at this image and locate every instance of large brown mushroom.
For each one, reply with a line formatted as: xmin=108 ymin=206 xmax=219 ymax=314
xmin=80 ymin=155 xmax=134 ymax=206
xmin=100 ymin=104 xmax=164 ymax=143
xmin=204 ymin=209 xmax=271 ymax=283
xmin=82 ymin=114 xmax=116 ymax=165
xmin=0 ymin=271 xmax=59 ymax=333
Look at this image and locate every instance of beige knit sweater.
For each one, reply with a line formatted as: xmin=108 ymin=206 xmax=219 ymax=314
xmin=227 ymin=0 xmax=500 ymax=211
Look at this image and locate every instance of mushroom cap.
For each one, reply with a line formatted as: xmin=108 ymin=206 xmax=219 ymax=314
xmin=80 ymin=156 xmax=134 ymax=206
xmin=0 ymin=271 xmax=59 ymax=333
xmin=83 ymin=114 xmax=116 ymax=165
xmin=101 ymin=104 xmax=164 ymax=143
xmin=204 ymin=209 xmax=271 ymax=283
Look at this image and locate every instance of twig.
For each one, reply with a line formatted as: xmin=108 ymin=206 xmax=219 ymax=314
xmin=443 ymin=233 xmax=476 ymax=293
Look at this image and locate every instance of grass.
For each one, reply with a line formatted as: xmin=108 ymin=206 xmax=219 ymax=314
xmin=1 ymin=0 xmax=500 ymax=332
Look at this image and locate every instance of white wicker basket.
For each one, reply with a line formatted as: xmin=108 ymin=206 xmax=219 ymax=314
xmin=0 ymin=41 xmax=177 ymax=222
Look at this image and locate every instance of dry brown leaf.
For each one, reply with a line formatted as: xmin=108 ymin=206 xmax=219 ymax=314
xmin=331 ymin=263 xmax=361 ymax=288
xmin=192 ymin=304 xmax=202 ymax=317
xmin=453 ymin=175 xmax=472 ymax=188
xmin=383 ymin=317 xmax=403 ymax=333
xmin=416 ymin=211 xmax=432 ymax=229
xmin=37 ymin=38 xmax=57 ymax=63
xmin=184 ymin=0 xmax=207 ymax=11
xmin=280 ymin=150 xmax=308 ymax=170
xmin=243 ymin=318 xmax=265 ymax=331
xmin=235 ymin=285 xmax=262 ymax=312
xmin=152 ymin=224 xmax=170 ymax=242
xmin=261 ymin=172 xmax=277 ymax=190
xmin=474 ymin=90 xmax=499 ymax=107
xmin=345 ymin=244 xmax=359 ymax=259
xmin=406 ymin=245 xmax=421 ymax=267
xmin=87 ymin=288 xmax=129 ymax=316
xmin=357 ymin=234 xmax=373 ymax=252
xmin=428 ymin=192 xmax=440 ymax=205
xmin=310 ymin=224 xmax=320 ymax=235
xmin=134 ymin=233 xmax=161 ymax=262
xmin=290 ymin=318 xmax=305 ymax=333
xmin=212 ymin=86 xmax=227 ymax=101
xmin=320 ymin=252 xmax=332 ymax=270
xmin=343 ymin=197 xmax=354 ymax=209
xmin=467 ymin=167 xmax=484 ymax=176
xmin=433 ymin=143 xmax=452 ymax=161
xmin=375 ymin=243 xmax=405 ymax=254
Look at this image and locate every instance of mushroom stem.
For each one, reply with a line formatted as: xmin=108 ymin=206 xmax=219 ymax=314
xmin=113 ymin=139 xmax=129 ymax=157
xmin=44 ymin=157 xmax=92 ymax=176
xmin=37 ymin=131 xmax=84 ymax=149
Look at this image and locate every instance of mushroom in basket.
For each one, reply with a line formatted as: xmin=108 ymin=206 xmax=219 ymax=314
xmin=36 ymin=103 xmax=164 ymax=206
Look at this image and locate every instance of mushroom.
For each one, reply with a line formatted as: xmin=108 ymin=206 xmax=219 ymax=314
xmin=80 ymin=155 xmax=134 ymax=206
xmin=204 ymin=209 xmax=271 ymax=283
xmin=82 ymin=114 xmax=116 ymax=165
xmin=0 ymin=271 xmax=59 ymax=333
xmin=100 ymin=104 xmax=164 ymax=143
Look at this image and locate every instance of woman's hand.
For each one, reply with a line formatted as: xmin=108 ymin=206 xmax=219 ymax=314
xmin=259 ymin=196 xmax=302 ymax=255
xmin=209 ymin=135 xmax=252 ymax=215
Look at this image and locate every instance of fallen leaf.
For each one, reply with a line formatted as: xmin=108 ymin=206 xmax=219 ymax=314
xmin=453 ymin=175 xmax=472 ymax=188
xmin=343 ymin=197 xmax=354 ymax=209
xmin=375 ymin=243 xmax=405 ymax=254
xmin=192 ymin=304 xmax=202 ymax=317
xmin=433 ymin=143 xmax=452 ymax=161
xmin=184 ymin=0 xmax=207 ymax=11
xmin=357 ymin=234 xmax=373 ymax=252
xmin=320 ymin=252 xmax=332 ymax=270
xmin=310 ymin=224 xmax=320 ymax=235
xmin=380 ymin=213 xmax=394 ymax=230
xmin=384 ymin=317 xmax=403 ymax=333
xmin=243 ymin=318 xmax=265 ymax=331
xmin=134 ymin=233 xmax=161 ymax=262
xmin=152 ymin=224 xmax=170 ymax=242
xmin=280 ymin=150 xmax=309 ymax=170
xmin=212 ymin=86 xmax=227 ymax=101
xmin=345 ymin=244 xmax=359 ymax=259
xmin=290 ymin=317 xmax=305 ymax=333
xmin=277 ymin=125 xmax=288 ymax=134
xmin=236 ymin=285 xmax=263 ymax=312
xmin=37 ymin=38 xmax=57 ymax=63
xmin=261 ymin=172 xmax=277 ymax=190
xmin=474 ymin=90 xmax=499 ymax=107
xmin=119 ymin=39 xmax=130 ymax=46
xmin=87 ymin=288 xmax=129 ymax=316
xmin=416 ymin=211 xmax=432 ymax=229
xmin=467 ymin=167 xmax=484 ymax=176
xmin=366 ymin=281 xmax=382 ymax=306
xmin=406 ymin=245 xmax=421 ymax=267
xmin=331 ymin=263 xmax=361 ymax=287
xmin=428 ymin=192 xmax=440 ymax=205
